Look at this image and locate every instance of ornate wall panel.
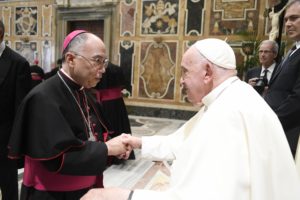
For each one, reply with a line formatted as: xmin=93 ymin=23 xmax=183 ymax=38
xmin=0 ymin=0 xmax=55 ymax=74
xmin=115 ymin=0 xmax=267 ymax=111
xmin=56 ymin=0 xmax=118 ymax=7
xmin=42 ymin=40 xmax=52 ymax=72
xmin=139 ymin=42 xmax=176 ymax=100
xmin=15 ymin=6 xmax=38 ymax=35
xmin=141 ymin=0 xmax=179 ymax=35
xmin=15 ymin=40 xmax=37 ymax=64
xmin=120 ymin=40 xmax=135 ymax=95
xmin=1 ymin=0 xmax=279 ymax=112
xmin=210 ymin=0 xmax=259 ymax=35
xmin=120 ymin=0 xmax=136 ymax=36
xmin=2 ymin=6 xmax=11 ymax=37
xmin=180 ymin=41 xmax=191 ymax=103
xmin=42 ymin=5 xmax=52 ymax=36
xmin=185 ymin=0 xmax=205 ymax=36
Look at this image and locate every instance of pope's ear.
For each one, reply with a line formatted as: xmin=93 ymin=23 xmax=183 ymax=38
xmin=204 ymin=62 xmax=214 ymax=81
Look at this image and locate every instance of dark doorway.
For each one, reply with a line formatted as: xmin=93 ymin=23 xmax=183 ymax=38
xmin=67 ymin=20 xmax=104 ymax=40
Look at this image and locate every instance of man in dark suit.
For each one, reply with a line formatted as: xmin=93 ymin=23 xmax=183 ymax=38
xmin=264 ymin=0 xmax=300 ymax=157
xmin=245 ymin=40 xmax=279 ymax=95
xmin=0 ymin=19 xmax=31 ymax=200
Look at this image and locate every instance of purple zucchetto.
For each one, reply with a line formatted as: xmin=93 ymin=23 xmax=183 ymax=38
xmin=62 ymin=30 xmax=87 ymax=52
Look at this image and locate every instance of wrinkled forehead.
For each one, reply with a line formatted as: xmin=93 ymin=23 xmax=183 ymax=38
xmin=181 ymin=46 xmax=206 ymax=70
xmin=259 ymin=43 xmax=273 ymax=50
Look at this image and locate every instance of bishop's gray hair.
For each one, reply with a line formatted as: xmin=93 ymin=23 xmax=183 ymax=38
xmin=62 ymin=33 xmax=88 ymax=62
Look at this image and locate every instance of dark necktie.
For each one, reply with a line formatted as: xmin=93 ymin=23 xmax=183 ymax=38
xmin=262 ymin=69 xmax=268 ymax=86
xmin=289 ymin=45 xmax=297 ymax=57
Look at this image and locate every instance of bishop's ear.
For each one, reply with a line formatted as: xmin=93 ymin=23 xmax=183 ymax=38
xmin=64 ymin=52 xmax=76 ymax=66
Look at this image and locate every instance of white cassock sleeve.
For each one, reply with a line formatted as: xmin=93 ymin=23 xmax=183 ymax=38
xmin=141 ymin=108 xmax=204 ymax=161
xmin=131 ymin=80 xmax=300 ymax=200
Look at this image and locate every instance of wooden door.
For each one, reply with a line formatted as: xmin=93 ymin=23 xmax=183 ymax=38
xmin=67 ymin=20 xmax=104 ymax=40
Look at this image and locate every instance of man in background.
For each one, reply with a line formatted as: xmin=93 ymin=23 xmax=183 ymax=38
xmin=0 ymin=19 xmax=31 ymax=200
xmin=245 ymin=40 xmax=278 ymax=95
xmin=264 ymin=0 xmax=300 ymax=157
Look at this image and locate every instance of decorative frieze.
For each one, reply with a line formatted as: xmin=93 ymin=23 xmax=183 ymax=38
xmin=42 ymin=4 xmax=52 ymax=36
xmin=15 ymin=6 xmax=38 ymax=35
xmin=120 ymin=0 xmax=136 ymax=36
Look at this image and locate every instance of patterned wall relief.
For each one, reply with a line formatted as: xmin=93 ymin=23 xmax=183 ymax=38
xmin=120 ymin=0 xmax=136 ymax=36
xmin=1 ymin=6 xmax=11 ymax=37
xmin=42 ymin=5 xmax=52 ymax=36
xmin=15 ymin=41 xmax=37 ymax=64
xmin=141 ymin=0 xmax=179 ymax=35
xmin=5 ymin=40 xmax=11 ymax=47
xmin=139 ymin=42 xmax=176 ymax=99
xmin=211 ymin=0 xmax=259 ymax=35
xmin=185 ymin=0 xmax=205 ymax=36
xmin=42 ymin=40 xmax=51 ymax=73
xmin=56 ymin=0 xmax=115 ymax=7
xmin=120 ymin=40 xmax=135 ymax=95
xmin=180 ymin=41 xmax=191 ymax=103
xmin=235 ymin=46 xmax=248 ymax=79
xmin=15 ymin=7 xmax=37 ymax=35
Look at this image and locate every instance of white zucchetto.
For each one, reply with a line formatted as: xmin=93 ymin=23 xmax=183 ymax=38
xmin=194 ymin=38 xmax=236 ymax=70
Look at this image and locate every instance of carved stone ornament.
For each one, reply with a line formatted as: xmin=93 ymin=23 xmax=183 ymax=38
xmin=55 ymin=0 xmax=118 ymax=7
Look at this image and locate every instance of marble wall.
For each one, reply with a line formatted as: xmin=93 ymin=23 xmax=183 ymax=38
xmin=0 ymin=0 xmax=55 ymax=72
xmin=117 ymin=0 xmax=276 ymax=112
xmin=0 ymin=0 xmax=287 ymax=113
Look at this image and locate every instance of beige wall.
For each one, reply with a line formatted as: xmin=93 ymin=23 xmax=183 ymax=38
xmin=0 ymin=0 xmax=56 ymax=72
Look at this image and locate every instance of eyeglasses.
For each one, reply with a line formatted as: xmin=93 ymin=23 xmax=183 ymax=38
xmin=72 ymin=52 xmax=109 ymax=69
xmin=258 ymin=50 xmax=274 ymax=54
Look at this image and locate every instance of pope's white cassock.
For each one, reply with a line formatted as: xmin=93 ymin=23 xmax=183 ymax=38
xmin=132 ymin=77 xmax=300 ymax=200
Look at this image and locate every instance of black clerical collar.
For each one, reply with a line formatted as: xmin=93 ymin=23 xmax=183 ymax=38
xmin=58 ymin=70 xmax=83 ymax=91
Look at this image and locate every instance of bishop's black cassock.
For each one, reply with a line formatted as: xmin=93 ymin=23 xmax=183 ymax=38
xmin=8 ymin=70 xmax=112 ymax=200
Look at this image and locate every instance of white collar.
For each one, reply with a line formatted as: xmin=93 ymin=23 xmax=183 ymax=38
xmin=262 ymin=62 xmax=276 ymax=74
xmin=202 ymin=76 xmax=238 ymax=107
xmin=295 ymin=41 xmax=300 ymax=50
xmin=0 ymin=41 xmax=5 ymax=57
xmin=60 ymin=68 xmax=84 ymax=90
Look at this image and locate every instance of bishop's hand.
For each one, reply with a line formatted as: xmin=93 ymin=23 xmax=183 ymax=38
xmin=105 ymin=134 xmax=131 ymax=156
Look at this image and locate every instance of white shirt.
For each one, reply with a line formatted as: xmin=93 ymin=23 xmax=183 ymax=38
xmin=0 ymin=41 xmax=5 ymax=57
xmin=290 ymin=41 xmax=300 ymax=56
xmin=261 ymin=62 xmax=276 ymax=82
xmin=133 ymin=77 xmax=300 ymax=200
xmin=295 ymin=41 xmax=300 ymax=50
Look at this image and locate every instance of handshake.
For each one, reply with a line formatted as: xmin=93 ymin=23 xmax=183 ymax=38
xmin=105 ymin=134 xmax=141 ymax=159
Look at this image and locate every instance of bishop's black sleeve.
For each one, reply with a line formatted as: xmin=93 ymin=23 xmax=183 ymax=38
xmin=42 ymin=141 xmax=108 ymax=176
